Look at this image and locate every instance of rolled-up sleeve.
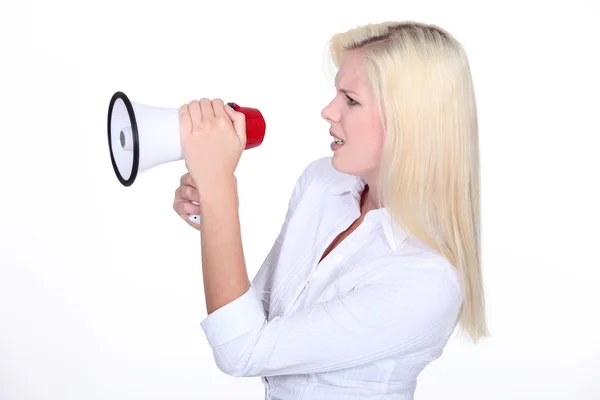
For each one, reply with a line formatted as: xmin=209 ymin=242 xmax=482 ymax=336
xmin=199 ymin=266 xmax=462 ymax=378
xmin=200 ymin=286 xmax=266 ymax=348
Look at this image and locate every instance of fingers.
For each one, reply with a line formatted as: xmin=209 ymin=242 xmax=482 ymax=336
xmin=175 ymin=184 xmax=198 ymax=203
xmin=173 ymin=186 xmax=201 ymax=212
xmin=188 ymin=100 xmax=202 ymax=129
xmin=180 ymin=200 xmax=201 ymax=216
xmin=180 ymin=173 xmax=196 ymax=188
xmin=179 ymin=104 xmax=192 ymax=137
xmin=180 ymin=185 xmax=199 ymax=202
xmin=223 ymin=103 xmax=247 ymax=145
xmin=185 ymin=98 xmax=229 ymax=127
xmin=212 ymin=98 xmax=226 ymax=118
xmin=199 ymin=98 xmax=214 ymax=119
xmin=174 ymin=199 xmax=201 ymax=219
xmin=173 ymin=176 xmax=200 ymax=217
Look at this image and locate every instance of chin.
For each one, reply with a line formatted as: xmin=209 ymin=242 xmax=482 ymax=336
xmin=331 ymin=153 xmax=344 ymax=171
xmin=332 ymin=153 xmax=378 ymax=178
xmin=331 ymin=153 xmax=355 ymax=175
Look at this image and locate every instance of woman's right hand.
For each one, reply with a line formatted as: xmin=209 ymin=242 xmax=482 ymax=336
xmin=173 ymin=172 xmax=202 ymax=230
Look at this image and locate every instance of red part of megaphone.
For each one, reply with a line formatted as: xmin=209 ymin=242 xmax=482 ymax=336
xmin=226 ymin=102 xmax=265 ymax=149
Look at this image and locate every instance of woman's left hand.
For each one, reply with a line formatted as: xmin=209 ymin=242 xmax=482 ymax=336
xmin=179 ymin=98 xmax=246 ymax=193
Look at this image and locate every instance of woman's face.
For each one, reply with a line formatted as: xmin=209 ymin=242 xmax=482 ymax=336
xmin=321 ymin=49 xmax=385 ymax=180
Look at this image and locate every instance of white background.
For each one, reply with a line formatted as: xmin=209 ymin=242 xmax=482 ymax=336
xmin=1 ymin=0 xmax=599 ymax=399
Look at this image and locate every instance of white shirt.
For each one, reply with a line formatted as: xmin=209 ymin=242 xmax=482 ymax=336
xmin=200 ymin=156 xmax=462 ymax=399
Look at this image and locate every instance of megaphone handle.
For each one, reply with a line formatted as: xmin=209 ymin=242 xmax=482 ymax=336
xmin=188 ymin=201 xmax=201 ymax=224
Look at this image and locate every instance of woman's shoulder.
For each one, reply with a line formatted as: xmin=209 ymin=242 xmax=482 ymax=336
xmin=290 ymin=156 xmax=336 ymax=196
xmin=295 ymin=155 xmax=360 ymax=193
xmin=297 ymin=155 xmax=335 ymax=182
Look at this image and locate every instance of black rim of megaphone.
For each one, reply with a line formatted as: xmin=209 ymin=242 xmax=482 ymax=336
xmin=107 ymin=91 xmax=139 ymax=187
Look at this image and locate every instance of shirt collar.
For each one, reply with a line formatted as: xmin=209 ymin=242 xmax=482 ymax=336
xmin=327 ymin=171 xmax=411 ymax=250
xmin=328 ymin=171 xmax=365 ymax=196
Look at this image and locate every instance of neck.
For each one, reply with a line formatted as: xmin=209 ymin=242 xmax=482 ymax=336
xmin=360 ymin=184 xmax=381 ymax=215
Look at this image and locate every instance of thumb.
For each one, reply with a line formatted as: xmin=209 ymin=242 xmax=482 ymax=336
xmin=225 ymin=104 xmax=246 ymax=144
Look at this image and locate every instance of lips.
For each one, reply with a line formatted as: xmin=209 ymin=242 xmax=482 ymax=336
xmin=330 ymin=130 xmax=344 ymax=141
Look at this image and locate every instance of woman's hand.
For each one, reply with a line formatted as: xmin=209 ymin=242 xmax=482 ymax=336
xmin=173 ymin=172 xmax=239 ymax=229
xmin=173 ymin=172 xmax=202 ymax=230
xmin=179 ymin=98 xmax=246 ymax=195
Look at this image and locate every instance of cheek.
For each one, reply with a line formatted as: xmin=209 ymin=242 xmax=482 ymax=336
xmin=369 ymin=113 xmax=386 ymax=152
xmin=351 ymin=117 xmax=384 ymax=149
xmin=369 ymin=131 xmax=385 ymax=160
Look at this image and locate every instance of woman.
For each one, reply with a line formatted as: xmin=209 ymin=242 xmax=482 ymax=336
xmin=173 ymin=20 xmax=488 ymax=399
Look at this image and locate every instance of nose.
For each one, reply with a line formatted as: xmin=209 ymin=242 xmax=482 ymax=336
xmin=321 ymin=98 xmax=338 ymax=123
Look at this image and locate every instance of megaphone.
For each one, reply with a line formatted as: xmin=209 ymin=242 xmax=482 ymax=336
xmin=107 ymin=91 xmax=266 ymax=224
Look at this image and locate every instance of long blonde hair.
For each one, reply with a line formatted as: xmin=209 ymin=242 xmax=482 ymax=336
xmin=326 ymin=21 xmax=488 ymax=342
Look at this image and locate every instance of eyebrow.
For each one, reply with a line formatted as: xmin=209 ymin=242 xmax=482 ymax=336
xmin=335 ymin=85 xmax=358 ymax=96
xmin=334 ymin=76 xmax=360 ymax=96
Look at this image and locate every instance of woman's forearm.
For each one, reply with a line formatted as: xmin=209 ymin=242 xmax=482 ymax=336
xmin=198 ymin=176 xmax=250 ymax=314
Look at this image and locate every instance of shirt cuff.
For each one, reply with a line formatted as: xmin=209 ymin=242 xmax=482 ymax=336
xmin=200 ymin=285 xmax=267 ymax=348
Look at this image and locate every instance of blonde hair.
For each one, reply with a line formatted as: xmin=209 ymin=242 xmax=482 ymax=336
xmin=326 ymin=21 xmax=488 ymax=342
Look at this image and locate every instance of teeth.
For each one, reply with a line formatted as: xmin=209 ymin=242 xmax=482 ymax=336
xmin=334 ymin=138 xmax=345 ymax=145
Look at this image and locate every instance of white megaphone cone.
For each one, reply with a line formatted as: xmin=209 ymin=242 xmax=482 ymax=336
xmin=107 ymin=91 xmax=182 ymax=187
xmin=107 ymin=91 xmax=266 ymax=225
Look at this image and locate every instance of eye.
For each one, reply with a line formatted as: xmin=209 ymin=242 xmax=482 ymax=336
xmin=346 ymin=95 xmax=358 ymax=106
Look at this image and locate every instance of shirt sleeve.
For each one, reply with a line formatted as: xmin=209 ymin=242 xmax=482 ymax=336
xmin=199 ymin=263 xmax=462 ymax=378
